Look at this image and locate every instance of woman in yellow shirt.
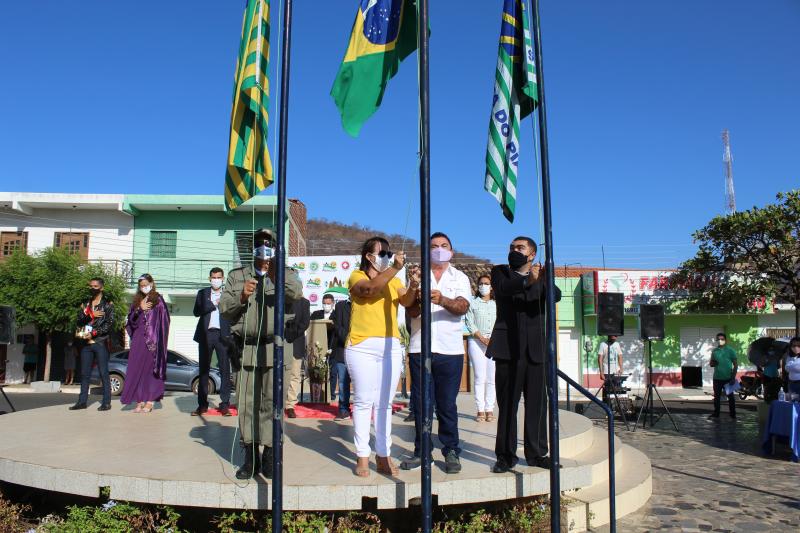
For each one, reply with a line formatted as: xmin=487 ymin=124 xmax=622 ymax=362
xmin=347 ymin=236 xmax=417 ymax=477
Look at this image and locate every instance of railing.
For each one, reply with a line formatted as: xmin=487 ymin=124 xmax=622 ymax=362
xmin=128 ymin=260 xmax=242 ymax=290
xmin=557 ymin=369 xmax=616 ymax=532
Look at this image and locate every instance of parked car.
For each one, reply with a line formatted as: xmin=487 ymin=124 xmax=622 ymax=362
xmin=91 ymin=349 xmax=225 ymax=397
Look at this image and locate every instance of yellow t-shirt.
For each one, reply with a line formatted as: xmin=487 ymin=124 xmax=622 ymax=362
xmin=347 ymin=269 xmax=404 ymax=345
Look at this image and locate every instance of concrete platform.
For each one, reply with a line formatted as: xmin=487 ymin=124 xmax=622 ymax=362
xmin=0 ymin=393 xmax=648 ymax=517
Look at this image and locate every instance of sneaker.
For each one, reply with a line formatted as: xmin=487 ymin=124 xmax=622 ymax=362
xmin=334 ymin=411 xmax=350 ymax=421
xmin=403 ymin=412 xmax=415 ymax=422
xmin=444 ymin=451 xmax=461 ymax=474
xmin=286 ymin=408 xmax=297 ymax=419
xmin=400 ymin=455 xmax=432 ymax=471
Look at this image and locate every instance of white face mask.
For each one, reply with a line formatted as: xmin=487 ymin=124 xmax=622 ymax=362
xmin=141 ymin=285 xmax=152 ymax=295
xmin=718 ymin=339 xmax=726 ymax=346
xmin=323 ymin=303 xmax=333 ymax=313
xmin=478 ymin=284 xmax=491 ymax=297
xmin=210 ymin=279 xmax=223 ymax=289
xmin=431 ymin=247 xmax=453 ymax=264
xmin=370 ymin=253 xmax=393 ymax=273
xmin=253 ymin=245 xmax=274 ymax=260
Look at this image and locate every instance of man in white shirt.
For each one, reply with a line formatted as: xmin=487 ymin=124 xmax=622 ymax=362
xmin=597 ymin=335 xmax=623 ymax=404
xmin=401 ymin=232 xmax=471 ymax=474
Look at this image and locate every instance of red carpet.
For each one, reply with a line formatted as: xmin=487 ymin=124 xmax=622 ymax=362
xmin=200 ymin=403 xmax=408 ymax=419
xmin=289 ymin=402 xmax=407 ymax=419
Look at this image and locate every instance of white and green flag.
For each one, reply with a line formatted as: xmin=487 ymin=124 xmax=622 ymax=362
xmin=485 ymin=0 xmax=538 ymax=222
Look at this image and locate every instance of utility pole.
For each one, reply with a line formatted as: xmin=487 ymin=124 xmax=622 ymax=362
xmin=722 ymin=129 xmax=736 ymax=214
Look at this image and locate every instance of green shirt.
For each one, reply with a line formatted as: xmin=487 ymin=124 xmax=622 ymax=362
xmin=712 ymin=345 xmax=737 ymax=380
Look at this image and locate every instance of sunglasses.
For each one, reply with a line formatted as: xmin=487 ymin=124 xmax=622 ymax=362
xmin=372 ymin=250 xmax=393 ymax=258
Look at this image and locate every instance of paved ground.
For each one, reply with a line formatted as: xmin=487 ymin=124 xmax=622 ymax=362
xmin=589 ymin=401 xmax=800 ymax=532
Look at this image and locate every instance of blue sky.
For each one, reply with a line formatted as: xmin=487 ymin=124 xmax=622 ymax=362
xmin=1 ymin=1 xmax=798 ymax=267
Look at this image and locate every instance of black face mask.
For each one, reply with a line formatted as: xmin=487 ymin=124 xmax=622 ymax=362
xmin=90 ymin=288 xmax=101 ymax=296
xmin=508 ymin=250 xmax=529 ymax=270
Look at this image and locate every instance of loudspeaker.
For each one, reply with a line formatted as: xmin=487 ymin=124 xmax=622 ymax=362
xmin=0 ymin=305 xmax=15 ymax=344
xmin=639 ymin=304 xmax=665 ymax=340
xmin=597 ymin=292 xmax=624 ymax=336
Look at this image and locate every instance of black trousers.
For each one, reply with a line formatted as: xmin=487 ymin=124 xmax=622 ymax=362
xmin=198 ymin=329 xmax=231 ymax=409
xmin=495 ymin=356 xmax=548 ymax=466
xmin=712 ymin=378 xmax=736 ymax=416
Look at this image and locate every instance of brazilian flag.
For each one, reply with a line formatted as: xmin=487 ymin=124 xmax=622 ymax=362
xmin=331 ymin=0 xmax=418 ymax=137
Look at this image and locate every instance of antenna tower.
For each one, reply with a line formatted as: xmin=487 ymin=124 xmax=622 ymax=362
xmin=721 ymin=129 xmax=736 ymax=214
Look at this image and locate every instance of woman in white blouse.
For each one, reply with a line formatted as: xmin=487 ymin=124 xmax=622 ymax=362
xmin=465 ymin=274 xmax=497 ymax=421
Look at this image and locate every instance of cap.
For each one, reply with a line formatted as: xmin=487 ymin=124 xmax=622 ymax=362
xmin=253 ymin=228 xmax=275 ymax=245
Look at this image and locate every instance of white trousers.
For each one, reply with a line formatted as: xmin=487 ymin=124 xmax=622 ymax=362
xmin=468 ymin=338 xmax=496 ymax=412
xmin=345 ymin=337 xmax=403 ymax=458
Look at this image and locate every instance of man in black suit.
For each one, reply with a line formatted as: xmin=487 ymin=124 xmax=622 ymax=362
xmin=330 ymin=298 xmax=352 ymax=420
xmin=192 ymin=267 xmax=232 ymax=416
xmin=310 ymin=294 xmax=337 ymax=401
xmin=284 ymin=296 xmax=310 ymax=418
xmin=487 ymin=236 xmax=561 ymax=473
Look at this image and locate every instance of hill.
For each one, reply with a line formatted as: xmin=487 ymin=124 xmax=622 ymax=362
xmin=305 ymin=219 xmax=490 ymax=263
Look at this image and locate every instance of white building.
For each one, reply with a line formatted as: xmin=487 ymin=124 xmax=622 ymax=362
xmin=0 ymin=193 xmax=134 ymax=383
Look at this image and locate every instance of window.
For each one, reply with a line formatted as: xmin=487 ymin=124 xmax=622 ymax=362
xmin=234 ymin=231 xmax=254 ymax=265
xmin=150 ymin=231 xmax=177 ymax=258
xmin=54 ymin=232 xmax=89 ymax=260
xmin=0 ymin=231 xmax=28 ymax=261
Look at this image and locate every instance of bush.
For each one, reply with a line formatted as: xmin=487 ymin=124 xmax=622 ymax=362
xmin=38 ymin=501 xmax=182 ymax=533
xmin=0 ymin=492 xmax=33 ymax=533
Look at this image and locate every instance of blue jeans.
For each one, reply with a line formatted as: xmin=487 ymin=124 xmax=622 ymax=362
xmin=335 ymin=361 xmax=351 ymax=414
xmin=409 ymin=352 xmax=463 ymax=458
xmin=788 ymin=381 xmax=800 ymax=396
xmin=79 ymin=342 xmax=110 ymax=406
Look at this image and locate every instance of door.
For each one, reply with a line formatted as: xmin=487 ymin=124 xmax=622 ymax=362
xmin=681 ymin=327 xmax=721 ymax=387
xmin=558 ymin=329 xmax=580 ymax=390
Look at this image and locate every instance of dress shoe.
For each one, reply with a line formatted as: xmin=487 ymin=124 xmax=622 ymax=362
xmin=286 ymin=408 xmax=297 ymax=419
xmin=219 ymin=405 xmax=232 ymax=417
xmin=191 ymin=407 xmax=208 ymax=416
xmin=236 ymin=444 xmax=260 ymax=480
xmin=69 ymin=402 xmax=87 ymax=411
xmin=97 ymin=404 xmax=111 ymax=412
xmin=708 ymin=412 xmax=720 ymax=419
xmin=491 ymin=461 xmax=512 ymax=474
xmin=403 ymin=412 xmax=415 ymax=422
xmin=528 ymin=456 xmax=561 ymax=469
xmin=261 ymin=446 xmax=274 ymax=478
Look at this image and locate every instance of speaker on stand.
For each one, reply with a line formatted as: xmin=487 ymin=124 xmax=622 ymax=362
xmin=597 ymin=292 xmax=624 ymax=336
xmin=634 ymin=304 xmax=679 ymax=431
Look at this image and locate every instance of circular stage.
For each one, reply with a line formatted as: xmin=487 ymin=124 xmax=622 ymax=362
xmin=0 ymin=393 xmax=650 ymax=523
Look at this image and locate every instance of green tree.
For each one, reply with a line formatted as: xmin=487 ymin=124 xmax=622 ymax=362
xmin=674 ymin=190 xmax=800 ymax=335
xmin=0 ymin=247 xmax=128 ymax=381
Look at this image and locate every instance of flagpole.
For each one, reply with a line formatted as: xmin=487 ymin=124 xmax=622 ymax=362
xmin=272 ymin=0 xmax=293 ymax=531
xmin=417 ymin=0 xmax=432 ymax=531
xmin=529 ymin=0 xmax=561 ymax=530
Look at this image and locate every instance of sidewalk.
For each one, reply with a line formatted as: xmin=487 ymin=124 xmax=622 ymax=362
xmin=0 ymin=383 xmax=81 ymax=394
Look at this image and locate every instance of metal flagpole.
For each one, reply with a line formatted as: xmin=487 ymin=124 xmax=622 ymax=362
xmin=272 ymin=0 xmax=293 ymax=531
xmin=417 ymin=0 xmax=432 ymax=531
xmin=529 ymin=1 xmax=561 ymax=530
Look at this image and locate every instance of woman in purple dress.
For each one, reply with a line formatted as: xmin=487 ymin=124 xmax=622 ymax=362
xmin=122 ymin=274 xmax=170 ymax=413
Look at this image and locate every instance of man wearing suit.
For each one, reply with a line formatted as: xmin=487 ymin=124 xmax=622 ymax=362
xmin=310 ymin=294 xmax=337 ymax=402
xmin=330 ymin=298 xmax=352 ymax=420
xmin=192 ymin=267 xmax=232 ymax=416
xmin=487 ymin=236 xmax=561 ymax=473
xmin=284 ymin=296 xmax=310 ymax=418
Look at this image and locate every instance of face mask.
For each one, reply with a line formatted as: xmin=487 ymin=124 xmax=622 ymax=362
xmin=431 ymin=247 xmax=453 ymax=264
xmin=370 ymin=253 xmax=392 ymax=273
xmin=508 ymin=250 xmax=529 ymax=270
xmin=253 ymin=245 xmax=274 ymax=260
xmin=210 ymin=279 xmax=223 ymax=289
xmin=478 ymin=284 xmax=491 ymax=297
xmin=323 ymin=304 xmax=333 ymax=313
xmin=90 ymin=288 xmax=101 ymax=296
xmin=141 ymin=285 xmax=152 ymax=295
xmin=718 ymin=339 xmax=726 ymax=346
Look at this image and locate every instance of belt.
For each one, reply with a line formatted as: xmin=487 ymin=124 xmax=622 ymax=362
xmin=245 ymin=335 xmax=275 ymax=346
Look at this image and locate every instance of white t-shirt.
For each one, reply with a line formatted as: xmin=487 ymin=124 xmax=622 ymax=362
xmin=597 ymin=341 xmax=622 ymax=372
xmin=409 ymin=265 xmax=472 ymax=355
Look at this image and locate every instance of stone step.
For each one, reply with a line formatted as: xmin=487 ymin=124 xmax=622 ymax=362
xmin=566 ymin=444 xmax=653 ymax=531
xmin=561 ymin=427 xmax=624 ymax=485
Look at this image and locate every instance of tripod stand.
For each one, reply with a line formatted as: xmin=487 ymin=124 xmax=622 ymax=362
xmin=634 ymin=339 xmax=679 ymax=431
xmin=585 ymin=341 xmax=631 ymax=430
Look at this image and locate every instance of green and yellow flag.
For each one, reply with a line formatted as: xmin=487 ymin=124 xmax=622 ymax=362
xmin=224 ymin=0 xmax=272 ymax=212
xmin=331 ymin=0 xmax=418 ymax=137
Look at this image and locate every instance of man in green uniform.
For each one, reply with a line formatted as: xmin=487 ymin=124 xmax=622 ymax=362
xmin=709 ymin=332 xmax=738 ymax=419
xmin=220 ymin=228 xmax=302 ymax=479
